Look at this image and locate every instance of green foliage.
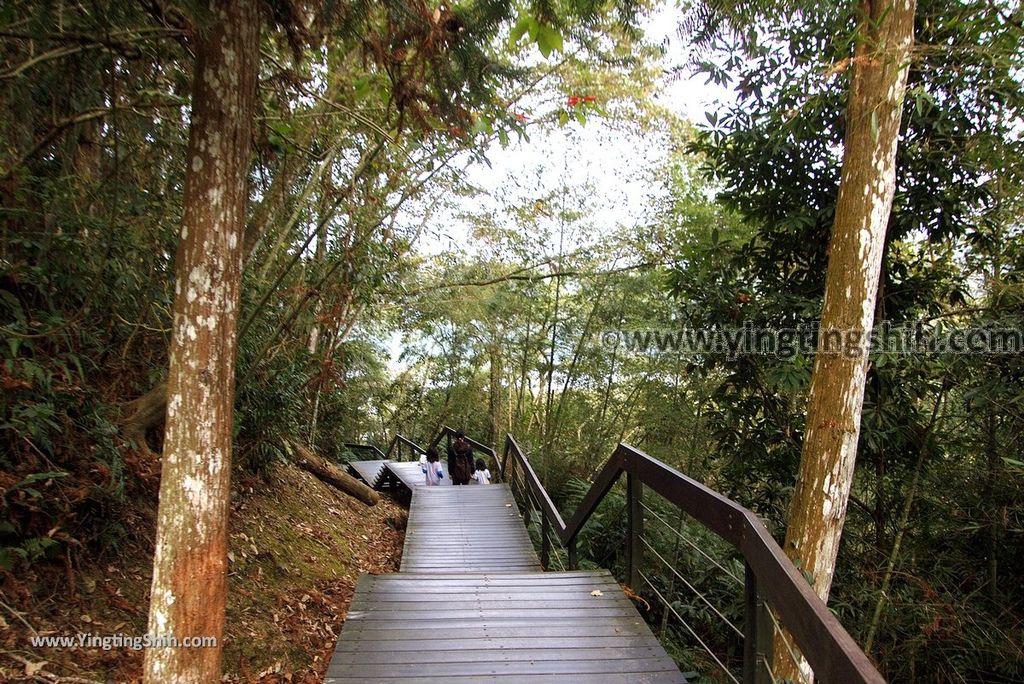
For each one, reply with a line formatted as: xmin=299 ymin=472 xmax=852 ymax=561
xmin=2 ymin=0 xmax=1022 ymax=679
xmin=0 ymin=471 xmax=68 ymax=571
xmin=670 ymin=1 xmax=1024 ymax=679
xmin=0 ymin=0 xmax=643 ymax=580
xmin=509 ymin=13 xmax=564 ymax=57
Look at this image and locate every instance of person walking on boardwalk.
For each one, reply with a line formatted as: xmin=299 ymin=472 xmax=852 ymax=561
xmin=421 ymin=447 xmax=445 ymax=486
xmin=447 ymin=429 xmax=474 ymax=485
xmin=472 ymin=458 xmax=491 ymax=485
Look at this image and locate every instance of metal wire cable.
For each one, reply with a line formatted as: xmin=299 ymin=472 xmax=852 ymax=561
xmin=638 ymin=534 xmax=744 ymax=639
xmin=639 ymin=569 xmax=740 ymax=684
xmin=641 ymin=501 xmax=743 ymax=586
xmin=765 ymin=604 xmax=811 ymax=684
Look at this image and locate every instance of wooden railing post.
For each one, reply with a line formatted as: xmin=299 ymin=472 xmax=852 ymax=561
xmin=541 ymin=514 xmax=550 ymax=569
xmin=744 ymin=561 xmax=773 ymax=684
xmin=435 ymin=430 xmax=881 ymax=683
xmin=627 ymin=472 xmax=643 ymax=589
xmin=500 ymin=436 xmax=510 ymax=482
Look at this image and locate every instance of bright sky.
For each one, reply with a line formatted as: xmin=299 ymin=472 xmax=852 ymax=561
xmin=415 ymin=6 xmax=735 ymax=257
xmin=386 ymin=7 xmax=736 ymax=371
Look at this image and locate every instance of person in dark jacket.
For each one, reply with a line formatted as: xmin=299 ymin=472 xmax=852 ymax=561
xmin=447 ymin=429 xmax=474 ymax=485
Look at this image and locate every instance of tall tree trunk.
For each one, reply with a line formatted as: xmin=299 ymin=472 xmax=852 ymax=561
xmin=775 ymin=0 xmax=916 ymax=679
xmin=488 ymin=333 xmax=504 ymax=446
xmin=143 ymin=1 xmax=259 ymax=681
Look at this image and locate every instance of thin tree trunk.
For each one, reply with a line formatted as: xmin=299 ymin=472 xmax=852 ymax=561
xmin=306 ymin=184 xmax=332 ymax=444
xmin=984 ymin=412 xmax=1001 ymax=604
xmin=546 ymin=268 xmax=616 ymax=455
xmin=143 ymin=1 xmax=259 ymax=681
xmin=863 ymin=390 xmax=945 ymax=652
xmin=543 ymin=282 xmax=561 ymax=445
xmin=596 ymin=285 xmax=631 ymax=452
xmin=488 ymin=332 xmax=504 ymax=445
xmin=543 ymin=220 xmax=565 ymax=477
xmin=515 ymin=303 xmax=534 ymax=430
xmin=307 ymin=200 xmax=329 ymax=355
xmin=775 ymin=0 xmax=916 ymax=679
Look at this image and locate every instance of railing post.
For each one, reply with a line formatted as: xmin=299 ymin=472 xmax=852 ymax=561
xmin=626 ymin=472 xmax=643 ymax=589
xmin=744 ymin=561 xmax=773 ymax=684
xmin=541 ymin=514 xmax=550 ymax=569
xmin=500 ymin=437 xmax=509 ymax=482
xmin=568 ymin=537 xmax=578 ymax=570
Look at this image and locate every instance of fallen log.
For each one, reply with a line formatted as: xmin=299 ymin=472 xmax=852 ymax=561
xmin=121 ymin=382 xmax=167 ymax=452
xmin=288 ymin=441 xmax=379 ymax=506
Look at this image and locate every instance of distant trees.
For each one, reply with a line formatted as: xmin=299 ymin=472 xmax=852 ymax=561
xmin=383 ymin=1 xmax=1024 ymax=681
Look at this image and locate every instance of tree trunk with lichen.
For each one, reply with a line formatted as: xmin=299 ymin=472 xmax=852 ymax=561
xmin=773 ymin=0 xmax=916 ymax=680
xmin=143 ymin=1 xmax=259 ymax=681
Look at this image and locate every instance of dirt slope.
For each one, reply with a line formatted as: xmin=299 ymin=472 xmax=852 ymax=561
xmin=0 ymin=462 xmax=406 ymax=683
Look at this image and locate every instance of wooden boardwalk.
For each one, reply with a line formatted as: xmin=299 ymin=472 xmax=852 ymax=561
xmin=327 ymin=464 xmax=684 ymax=683
xmin=385 ymin=460 xmax=453 ymax=489
xmin=347 ymin=460 xmax=389 ymax=488
xmin=401 ymin=485 xmax=539 ymax=573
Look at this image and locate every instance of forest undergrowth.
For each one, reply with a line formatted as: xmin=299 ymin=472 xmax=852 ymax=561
xmin=0 ymin=462 xmax=405 ymax=683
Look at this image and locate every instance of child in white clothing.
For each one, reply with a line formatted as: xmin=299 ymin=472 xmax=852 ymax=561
xmin=472 ymin=458 xmax=491 ymax=485
xmin=422 ymin=448 xmax=444 ymax=486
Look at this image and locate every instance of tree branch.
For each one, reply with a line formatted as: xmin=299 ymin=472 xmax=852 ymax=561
xmin=392 ymin=260 xmax=666 ymax=297
xmin=1 ymin=101 xmax=184 ymax=180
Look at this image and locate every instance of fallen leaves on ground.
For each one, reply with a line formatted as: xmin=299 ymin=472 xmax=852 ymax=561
xmin=0 ymin=462 xmax=406 ymax=683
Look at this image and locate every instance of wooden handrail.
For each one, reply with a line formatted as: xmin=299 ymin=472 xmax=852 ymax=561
xmin=501 ymin=434 xmax=884 ymax=684
xmin=385 ymin=434 xmax=426 ymax=460
xmin=343 ymin=442 xmax=387 ymax=460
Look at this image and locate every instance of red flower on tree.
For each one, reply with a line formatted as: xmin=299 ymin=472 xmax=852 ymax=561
xmin=567 ymin=95 xmax=596 ymax=107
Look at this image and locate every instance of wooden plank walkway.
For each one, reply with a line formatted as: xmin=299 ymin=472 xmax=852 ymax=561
xmin=385 ymin=460 xmax=453 ymax=489
xmin=326 ymin=571 xmax=683 ymax=682
xmin=328 ymin=465 xmax=684 ymax=683
xmin=347 ymin=459 xmax=389 ymax=488
xmin=401 ymin=485 xmax=539 ymax=573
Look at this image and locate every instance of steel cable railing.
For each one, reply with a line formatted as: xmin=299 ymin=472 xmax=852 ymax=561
xmin=638 ymin=567 xmax=742 ymax=684
xmin=346 ymin=427 xmax=816 ymax=682
xmin=495 ymin=433 xmax=883 ymax=684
